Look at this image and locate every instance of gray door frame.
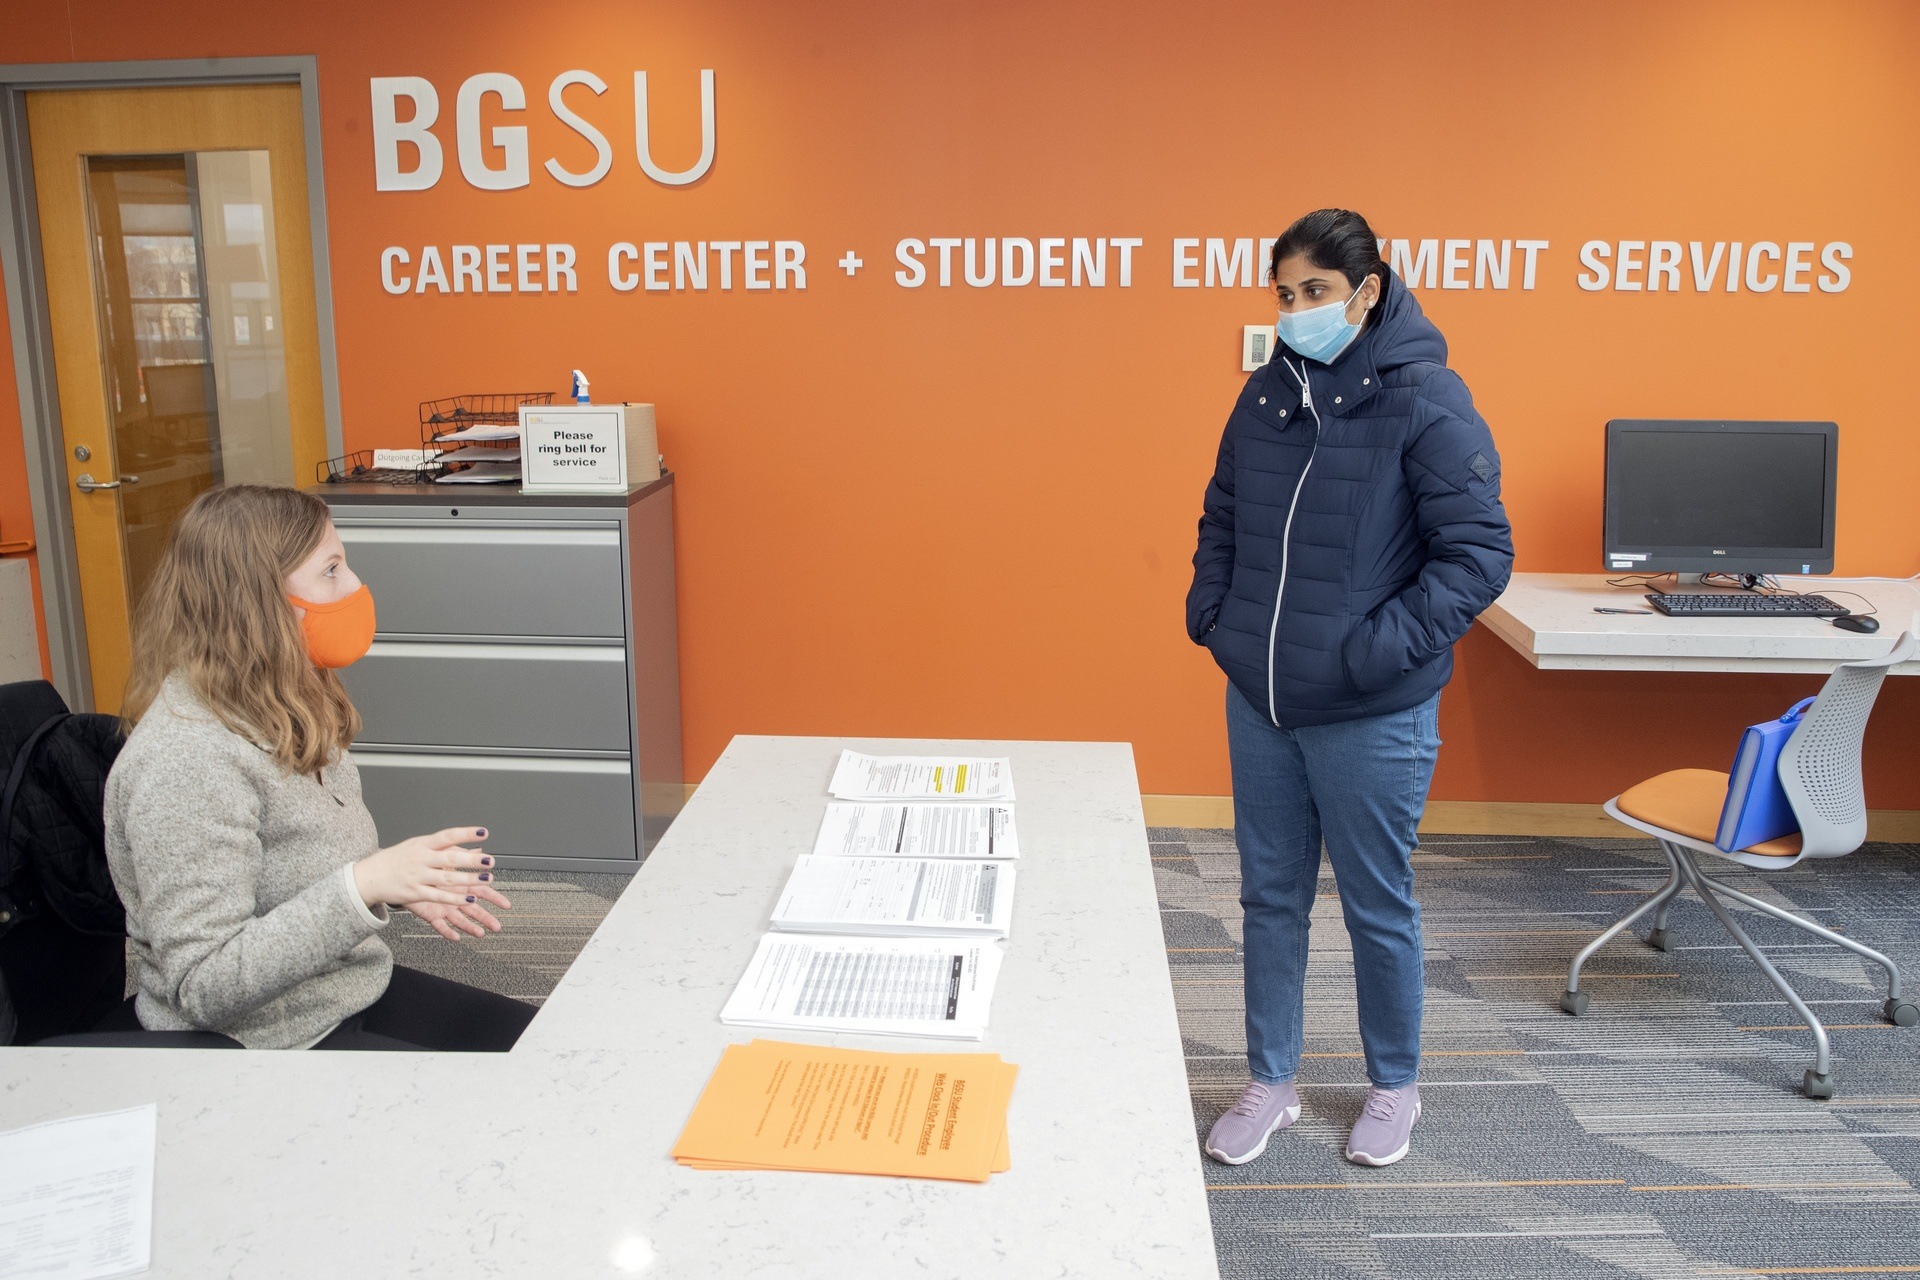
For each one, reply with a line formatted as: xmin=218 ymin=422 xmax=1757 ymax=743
xmin=0 ymin=55 xmax=344 ymax=709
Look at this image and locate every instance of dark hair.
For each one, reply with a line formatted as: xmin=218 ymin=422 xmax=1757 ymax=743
xmin=1268 ymin=208 xmax=1388 ymax=293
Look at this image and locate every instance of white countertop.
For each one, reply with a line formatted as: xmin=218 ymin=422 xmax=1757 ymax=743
xmin=1481 ymin=573 xmax=1920 ymax=674
xmin=0 ymin=735 xmax=1219 ymax=1280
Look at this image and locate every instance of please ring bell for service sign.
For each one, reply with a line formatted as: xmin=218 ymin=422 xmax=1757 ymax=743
xmin=519 ymin=394 xmax=660 ymax=495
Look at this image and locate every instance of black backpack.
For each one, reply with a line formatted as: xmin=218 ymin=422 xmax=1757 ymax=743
xmin=0 ymin=680 xmax=128 ymax=1043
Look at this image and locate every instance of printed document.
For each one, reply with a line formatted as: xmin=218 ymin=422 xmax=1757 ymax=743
xmin=721 ymin=933 xmax=1003 ymax=1039
xmin=813 ymin=802 xmax=1018 ymax=859
xmin=0 ymin=1104 xmax=156 ymax=1280
xmin=829 ymin=750 xmax=1014 ymax=801
xmin=673 ymin=1039 xmax=1017 ymax=1182
xmin=436 ymin=444 xmax=523 ymax=464
xmin=430 ymin=423 xmax=520 ymax=442
xmin=771 ymin=856 xmax=1016 ymax=938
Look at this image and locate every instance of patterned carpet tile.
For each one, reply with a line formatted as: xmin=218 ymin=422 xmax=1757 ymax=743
xmin=386 ymin=873 xmax=629 ymax=1002
xmin=1154 ymin=829 xmax=1920 ymax=1277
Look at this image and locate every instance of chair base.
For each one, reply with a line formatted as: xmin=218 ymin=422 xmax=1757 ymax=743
xmin=1562 ymin=839 xmax=1907 ymax=1099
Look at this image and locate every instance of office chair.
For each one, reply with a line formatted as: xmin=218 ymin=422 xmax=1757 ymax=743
xmin=1560 ymin=632 xmax=1918 ymax=1099
xmin=1 ymin=678 xmax=241 ymax=1049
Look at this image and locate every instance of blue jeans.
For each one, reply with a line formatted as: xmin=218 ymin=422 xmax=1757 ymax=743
xmin=1226 ymin=684 xmax=1440 ymax=1089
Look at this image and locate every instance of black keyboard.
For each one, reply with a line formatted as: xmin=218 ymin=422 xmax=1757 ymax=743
xmin=1646 ymin=592 xmax=1848 ymax=618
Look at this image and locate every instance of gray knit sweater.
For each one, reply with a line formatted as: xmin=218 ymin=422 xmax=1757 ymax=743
xmin=104 ymin=674 xmax=393 ymax=1049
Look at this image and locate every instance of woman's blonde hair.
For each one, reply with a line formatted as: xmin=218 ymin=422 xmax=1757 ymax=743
xmin=122 ymin=484 xmax=361 ymax=775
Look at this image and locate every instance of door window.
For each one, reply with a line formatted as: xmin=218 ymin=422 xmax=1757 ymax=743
xmin=83 ymin=150 xmax=289 ymax=604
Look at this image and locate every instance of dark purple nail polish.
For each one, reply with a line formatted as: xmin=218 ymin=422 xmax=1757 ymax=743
xmin=476 ymin=828 xmax=488 ymax=838
xmin=479 ymin=873 xmax=490 ymax=881
xmin=466 ymin=895 xmax=476 ymax=903
xmin=481 ymin=856 xmax=493 ymax=866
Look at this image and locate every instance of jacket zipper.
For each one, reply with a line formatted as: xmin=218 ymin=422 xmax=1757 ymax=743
xmin=1266 ymin=358 xmax=1322 ymax=728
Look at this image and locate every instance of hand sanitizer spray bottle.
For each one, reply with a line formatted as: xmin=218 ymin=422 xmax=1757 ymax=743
xmin=571 ymin=369 xmax=591 ymax=404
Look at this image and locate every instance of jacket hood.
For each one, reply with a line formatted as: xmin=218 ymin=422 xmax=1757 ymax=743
xmin=1351 ymin=271 xmax=1448 ymax=373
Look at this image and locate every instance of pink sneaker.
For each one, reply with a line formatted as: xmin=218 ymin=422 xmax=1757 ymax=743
xmin=1345 ymin=1084 xmax=1420 ymax=1166
xmin=1204 ymin=1080 xmax=1301 ymax=1165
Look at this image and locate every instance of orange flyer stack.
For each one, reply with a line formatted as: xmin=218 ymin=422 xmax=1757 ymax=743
xmin=672 ymin=1040 xmax=1017 ymax=1182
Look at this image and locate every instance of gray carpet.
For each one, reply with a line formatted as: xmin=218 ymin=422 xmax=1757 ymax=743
xmin=385 ymin=869 xmax=630 ymax=1003
xmin=388 ymin=835 xmax=1920 ymax=1278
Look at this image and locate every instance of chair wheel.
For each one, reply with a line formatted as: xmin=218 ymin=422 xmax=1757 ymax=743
xmin=1803 ymin=1070 xmax=1835 ymax=1100
xmin=1645 ymin=928 xmax=1671 ymax=953
xmin=1560 ymin=989 xmax=1589 ymax=1017
xmin=1887 ymin=998 xmax=1919 ymax=1028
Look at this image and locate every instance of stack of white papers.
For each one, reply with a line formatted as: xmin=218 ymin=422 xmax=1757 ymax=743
xmin=720 ymin=751 xmax=1022 ymax=1042
xmin=720 ymin=933 xmax=1003 ymax=1039
xmin=829 ymin=750 xmax=1015 ymax=801
xmin=772 ymin=855 xmax=1016 ymax=938
xmin=0 ymin=1104 xmax=156 ymax=1280
xmin=437 ymin=444 xmax=523 ymax=464
xmin=435 ymin=461 xmax=521 ymax=485
xmin=814 ymin=802 xmax=1018 ymax=859
xmin=431 ymin=423 xmax=520 ymax=442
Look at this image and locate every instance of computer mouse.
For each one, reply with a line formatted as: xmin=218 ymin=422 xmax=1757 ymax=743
xmin=1832 ymin=614 xmax=1880 ymax=634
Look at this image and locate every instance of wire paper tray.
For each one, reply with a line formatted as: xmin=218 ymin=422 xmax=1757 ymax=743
xmin=317 ymin=449 xmax=435 ymax=486
xmin=420 ymin=392 xmax=553 ymax=478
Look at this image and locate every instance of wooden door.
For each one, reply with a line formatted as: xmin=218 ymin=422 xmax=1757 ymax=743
xmin=28 ymin=84 xmax=328 ymax=711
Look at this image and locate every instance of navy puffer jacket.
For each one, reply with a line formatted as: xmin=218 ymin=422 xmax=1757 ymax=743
xmin=1186 ymin=273 xmax=1514 ymax=729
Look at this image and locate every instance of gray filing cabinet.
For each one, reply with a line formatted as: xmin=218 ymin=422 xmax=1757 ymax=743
xmin=316 ymin=476 xmax=681 ymax=873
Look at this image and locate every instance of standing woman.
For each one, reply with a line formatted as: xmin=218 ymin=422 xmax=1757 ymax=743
xmin=106 ymin=484 xmax=537 ymax=1050
xmin=1187 ymin=210 xmax=1513 ymax=1166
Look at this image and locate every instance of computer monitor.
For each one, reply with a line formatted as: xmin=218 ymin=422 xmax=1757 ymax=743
xmin=1603 ymin=419 xmax=1837 ymax=576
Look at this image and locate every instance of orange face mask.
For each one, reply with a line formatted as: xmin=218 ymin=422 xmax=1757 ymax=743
xmin=288 ymin=584 xmax=376 ymax=669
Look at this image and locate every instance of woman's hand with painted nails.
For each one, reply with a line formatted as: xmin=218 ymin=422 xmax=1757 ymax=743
xmin=404 ymin=887 xmax=511 ymax=941
xmin=352 ymin=826 xmax=496 ymax=908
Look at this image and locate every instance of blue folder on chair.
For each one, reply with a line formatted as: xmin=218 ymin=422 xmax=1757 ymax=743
xmin=1715 ymin=696 xmax=1816 ymax=851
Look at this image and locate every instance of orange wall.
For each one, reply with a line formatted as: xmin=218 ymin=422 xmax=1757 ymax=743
xmin=0 ymin=222 xmax=53 ymax=677
xmin=2 ymin=0 xmax=1917 ymax=804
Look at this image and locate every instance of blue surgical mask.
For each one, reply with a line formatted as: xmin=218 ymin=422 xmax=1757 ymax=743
xmin=1275 ymin=282 xmax=1366 ymax=364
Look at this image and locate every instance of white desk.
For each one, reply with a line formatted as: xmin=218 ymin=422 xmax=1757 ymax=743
xmin=1482 ymin=573 xmax=1920 ymax=675
xmin=0 ymin=736 xmax=1218 ymax=1280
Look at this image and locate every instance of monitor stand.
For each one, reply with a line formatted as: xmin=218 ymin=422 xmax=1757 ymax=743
xmin=1675 ymin=572 xmax=1767 ymax=590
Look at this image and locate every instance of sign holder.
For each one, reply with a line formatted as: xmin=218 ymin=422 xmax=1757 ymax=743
xmin=520 ymin=403 xmax=651 ymax=494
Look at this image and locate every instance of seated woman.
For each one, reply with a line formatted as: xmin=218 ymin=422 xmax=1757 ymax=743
xmin=105 ymin=484 xmax=537 ymax=1051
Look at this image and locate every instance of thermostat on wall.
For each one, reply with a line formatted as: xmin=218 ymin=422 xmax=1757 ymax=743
xmin=1242 ymin=324 xmax=1277 ymax=372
